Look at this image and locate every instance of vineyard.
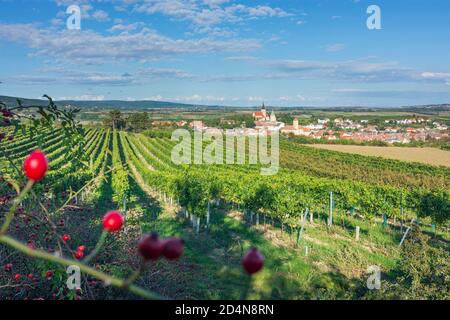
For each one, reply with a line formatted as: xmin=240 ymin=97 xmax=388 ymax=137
xmin=1 ymin=116 xmax=449 ymax=299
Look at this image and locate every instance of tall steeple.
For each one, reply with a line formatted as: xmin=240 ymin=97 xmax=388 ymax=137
xmin=261 ymin=102 xmax=267 ymax=118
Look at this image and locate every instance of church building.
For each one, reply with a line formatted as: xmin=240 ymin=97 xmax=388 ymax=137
xmin=253 ymin=103 xmax=285 ymax=131
xmin=253 ymin=103 xmax=272 ymax=122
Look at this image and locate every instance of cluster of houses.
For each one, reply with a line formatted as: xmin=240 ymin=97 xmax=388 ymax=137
xmin=250 ymin=104 xmax=449 ymax=143
xmin=154 ymin=103 xmax=449 ymax=144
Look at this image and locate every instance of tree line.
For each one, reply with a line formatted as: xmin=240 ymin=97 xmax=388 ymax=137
xmin=103 ymin=110 xmax=151 ymax=132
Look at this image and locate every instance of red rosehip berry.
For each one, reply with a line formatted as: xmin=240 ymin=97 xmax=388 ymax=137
xmin=14 ymin=274 xmax=21 ymax=280
xmin=75 ymin=251 xmax=83 ymax=260
xmin=138 ymin=233 xmax=164 ymax=261
xmin=77 ymin=245 xmax=86 ymax=252
xmin=23 ymin=150 xmax=48 ymax=182
xmin=242 ymin=247 xmax=264 ymax=275
xmin=162 ymin=237 xmax=184 ymax=260
xmin=102 ymin=211 xmax=124 ymax=232
xmin=62 ymin=234 xmax=70 ymax=242
xmin=27 ymin=274 xmax=34 ymax=279
xmin=45 ymin=271 xmax=54 ymax=279
xmin=4 ymin=263 xmax=12 ymax=272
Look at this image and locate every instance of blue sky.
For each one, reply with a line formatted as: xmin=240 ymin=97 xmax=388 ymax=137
xmin=0 ymin=0 xmax=449 ymax=107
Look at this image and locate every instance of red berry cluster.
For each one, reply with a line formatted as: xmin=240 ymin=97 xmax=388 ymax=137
xmin=75 ymin=245 xmax=86 ymax=260
xmin=138 ymin=233 xmax=184 ymax=261
xmin=4 ymin=263 xmax=54 ymax=284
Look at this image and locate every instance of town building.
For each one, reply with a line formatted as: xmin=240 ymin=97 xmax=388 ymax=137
xmin=281 ymin=118 xmax=311 ymax=136
xmin=252 ymin=103 xmax=270 ymax=121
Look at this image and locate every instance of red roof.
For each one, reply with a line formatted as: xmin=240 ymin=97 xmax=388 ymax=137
xmin=282 ymin=126 xmax=310 ymax=131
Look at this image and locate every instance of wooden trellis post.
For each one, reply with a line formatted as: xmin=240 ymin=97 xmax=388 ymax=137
xmin=399 ymin=219 xmax=415 ymax=247
xmin=196 ymin=217 xmax=200 ymax=234
xmin=207 ymin=202 xmax=211 ymax=227
xmin=355 ymin=226 xmax=360 ymax=241
xmin=122 ymin=194 xmax=127 ymax=222
xmin=297 ymin=208 xmax=309 ymax=244
xmin=328 ymin=192 xmax=333 ymax=227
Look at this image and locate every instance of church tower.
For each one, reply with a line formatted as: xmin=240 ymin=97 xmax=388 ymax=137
xmin=261 ymin=102 xmax=267 ymax=118
xmin=293 ymin=117 xmax=299 ymax=129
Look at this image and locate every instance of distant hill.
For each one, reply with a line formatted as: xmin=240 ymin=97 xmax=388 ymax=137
xmin=0 ymin=95 xmax=449 ymax=112
xmin=0 ymin=95 xmax=211 ymax=109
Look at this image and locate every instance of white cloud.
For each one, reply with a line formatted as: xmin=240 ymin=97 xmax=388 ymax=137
xmin=57 ymin=94 xmax=105 ymax=101
xmin=108 ymin=22 xmax=145 ymax=33
xmin=9 ymin=68 xmax=137 ymax=86
xmin=138 ymin=68 xmax=195 ymax=79
xmin=50 ymin=18 xmax=64 ymax=26
xmin=246 ymin=6 xmax=291 ymax=18
xmin=332 ymin=88 xmax=367 ymax=93
xmin=202 ymin=57 xmax=450 ymax=85
xmin=133 ymin=0 xmax=292 ymax=32
xmin=0 ymin=23 xmax=260 ymax=64
xmin=143 ymin=95 xmax=164 ymax=101
xmin=279 ymin=95 xmax=307 ymax=102
xmin=248 ymin=96 xmax=263 ymax=102
xmin=92 ymin=10 xmax=109 ymax=21
xmin=143 ymin=94 xmax=233 ymax=103
xmin=421 ymin=72 xmax=450 ymax=79
xmin=224 ymin=56 xmax=257 ymax=61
